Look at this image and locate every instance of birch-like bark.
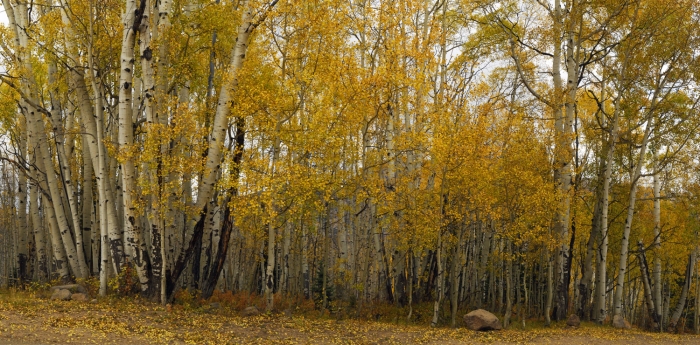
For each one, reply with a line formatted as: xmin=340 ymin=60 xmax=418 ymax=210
xmin=652 ymin=148 xmax=663 ymax=323
xmin=17 ymin=133 xmax=28 ymax=282
xmin=118 ymin=0 xmax=152 ymax=292
xmin=612 ymin=117 xmax=653 ymax=319
xmin=637 ymin=241 xmax=659 ymax=328
xmin=47 ymin=61 xmax=87 ymax=277
xmin=3 ymin=0 xmax=82 ymax=280
xmin=81 ymin=140 xmax=94 ymax=273
xmin=669 ymin=249 xmax=697 ymax=329
xmin=60 ymin=0 xmax=126 ymax=276
xmin=29 ymin=177 xmax=46 ymax=281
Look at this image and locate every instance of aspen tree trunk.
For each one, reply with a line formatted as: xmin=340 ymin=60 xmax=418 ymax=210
xmin=552 ymin=0 xmax=575 ymax=321
xmin=545 ymin=252 xmax=553 ymax=325
xmin=695 ymin=268 xmax=700 ymax=334
xmin=4 ymin=0 xmax=86 ymax=280
xmin=595 ymin=77 xmax=619 ymax=324
xmin=504 ymin=240 xmax=513 ymax=328
xmin=652 ymin=149 xmax=663 ymax=324
xmin=580 ymin=171 xmax=601 ymax=319
xmin=29 ymin=181 xmax=46 ymax=281
xmin=264 ymin=124 xmax=282 ymax=311
xmin=431 ymin=169 xmax=447 ymax=327
xmin=167 ymin=0 xmax=277 ymax=299
xmin=669 ymin=249 xmax=697 ymax=330
xmin=62 ymin=0 xmax=126 ymax=276
xmin=281 ymin=220 xmax=291 ymax=294
xmin=302 ymin=221 xmax=310 ymax=299
xmin=17 ymin=136 xmax=28 ymax=282
xmin=431 ymin=229 xmax=444 ymax=327
xmin=638 ymin=241 xmax=659 ymax=328
xmin=47 ymin=61 xmax=88 ymax=277
xmin=612 ymin=118 xmax=653 ymax=319
xmin=450 ymin=227 xmax=463 ymax=327
xmin=82 ymin=139 xmax=94 ymax=272
xmin=118 ymin=0 xmax=153 ymax=292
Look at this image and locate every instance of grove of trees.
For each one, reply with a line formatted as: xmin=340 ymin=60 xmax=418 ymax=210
xmin=1 ymin=0 xmax=700 ymax=331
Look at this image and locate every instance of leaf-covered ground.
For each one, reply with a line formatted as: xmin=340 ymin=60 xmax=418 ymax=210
xmin=1 ymin=291 xmax=700 ymax=344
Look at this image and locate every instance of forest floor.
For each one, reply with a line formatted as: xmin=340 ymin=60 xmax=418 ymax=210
xmin=1 ymin=289 xmax=699 ymax=344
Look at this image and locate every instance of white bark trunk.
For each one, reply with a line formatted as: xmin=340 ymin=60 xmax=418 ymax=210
xmin=118 ymin=0 xmax=151 ymax=292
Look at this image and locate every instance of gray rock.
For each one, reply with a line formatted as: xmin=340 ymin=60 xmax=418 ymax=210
xmin=71 ymin=293 xmax=88 ymax=302
xmin=241 ymin=306 xmax=260 ymax=317
xmin=463 ymin=309 xmax=502 ymax=331
xmin=209 ymin=302 xmax=221 ymax=309
xmin=50 ymin=289 xmax=72 ymax=301
xmin=613 ymin=314 xmax=631 ymax=329
xmin=50 ymin=284 xmax=87 ymax=294
xmin=566 ymin=314 xmax=581 ymax=327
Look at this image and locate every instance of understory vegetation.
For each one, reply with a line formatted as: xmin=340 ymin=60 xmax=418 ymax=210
xmin=1 ymin=0 xmax=700 ymax=335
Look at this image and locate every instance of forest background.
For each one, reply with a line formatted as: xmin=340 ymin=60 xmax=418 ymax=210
xmin=0 ymin=0 xmax=699 ymax=333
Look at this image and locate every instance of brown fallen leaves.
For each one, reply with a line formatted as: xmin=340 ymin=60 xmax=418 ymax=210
xmin=1 ymin=291 xmax=700 ymax=344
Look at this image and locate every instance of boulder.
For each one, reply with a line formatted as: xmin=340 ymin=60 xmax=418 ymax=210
xmin=71 ymin=293 xmax=88 ymax=302
xmin=241 ymin=306 xmax=260 ymax=317
xmin=50 ymin=284 xmax=87 ymax=294
xmin=566 ymin=314 xmax=581 ymax=327
xmin=50 ymin=289 xmax=72 ymax=301
xmin=613 ymin=315 xmax=631 ymax=329
xmin=209 ymin=302 xmax=221 ymax=309
xmin=463 ymin=309 xmax=502 ymax=331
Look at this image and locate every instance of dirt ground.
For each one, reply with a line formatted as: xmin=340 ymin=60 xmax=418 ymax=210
xmin=1 ymin=293 xmax=700 ymax=344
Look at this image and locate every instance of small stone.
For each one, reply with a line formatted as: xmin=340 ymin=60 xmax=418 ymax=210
xmin=241 ymin=306 xmax=260 ymax=317
xmin=613 ymin=314 xmax=631 ymax=329
xmin=566 ymin=314 xmax=581 ymax=327
xmin=71 ymin=293 xmax=88 ymax=302
xmin=50 ymin=289 xmax=72 ymax=301
xmin=50 ymin=284 xmax=87 ymax=294
xmin=463 ymin=309 xmax=502 ymax=331
xmin=90 ymin=299 xmax=98 ymax=303
xmin=209 ymin=302 xmax=221 ymax=309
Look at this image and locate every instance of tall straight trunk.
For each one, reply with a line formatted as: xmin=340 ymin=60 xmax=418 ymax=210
xmin=594 ymin=74 xmax=618 ymax=324
xmin=652 ymin=149 xmax=663 ymax=324
xmin=118 ymin=0 xmax=152 ymax=293
xmin=579 ymin=192 xmax=599 ymax=319
xmin=450 ymin=227 xmax=463 ymax=327
xmin=545 ymin=251 xmax=553 ymax=325
xmin=29 ymin=181 xmax=46 ymax=281
xmin=504 ymin=239 xmax=513 ymax=328
xmin=302 ymin=220 xmax=310 ymax=299
xmin=281 ymin=219 xmax=291 ymax=294
xmin=431 ymin=170 xmax=447 ymax=327
xmin=612 ymin=117 xmax=653 ymax=319
xmin=552 ymin=0 xmax=576 ymax=321
xmin=695 ymin=267 xmax=700 ymax=334
xmin=17 ymin=138 xmax=28 ymax=282
xmin=82 ymin=136 xmax=94 ymax=272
